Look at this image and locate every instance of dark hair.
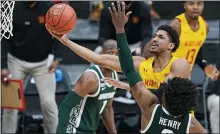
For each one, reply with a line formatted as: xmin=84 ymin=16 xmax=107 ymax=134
xmin=157 ymin=25 xmax=180 ymax=52
xmin=159 ymin=77 xmax=198 ymax=116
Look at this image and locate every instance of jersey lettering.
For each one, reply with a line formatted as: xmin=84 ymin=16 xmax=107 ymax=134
xmin=144 ymin=79 xmax=159 ymax=88
xmin=69 ymin=100 xmax=82 ymax=126
xmin=159 ymin=117 xmax=181 ymax=130
xmin=98 ymin=92 xmax=115 ymax=100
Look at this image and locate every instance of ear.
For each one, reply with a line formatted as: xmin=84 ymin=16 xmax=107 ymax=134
xmin=168 ymin=43 xmax=175 ymax=51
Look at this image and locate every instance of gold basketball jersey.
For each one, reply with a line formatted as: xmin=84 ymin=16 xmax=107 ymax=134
xmin=173 ymin=13 xmax=207 ymax=70
xmin=138 ymin=56 xmax=179 ymax=90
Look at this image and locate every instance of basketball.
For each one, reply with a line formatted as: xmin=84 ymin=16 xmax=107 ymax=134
xmin=45 ymin=3 xmax=77 ymax=35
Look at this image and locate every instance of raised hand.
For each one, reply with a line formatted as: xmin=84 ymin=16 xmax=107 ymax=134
xmin=108 ymin=1 xmax=132 ymax=32
xmin=103 ymin=77 xmax=130 ymax=91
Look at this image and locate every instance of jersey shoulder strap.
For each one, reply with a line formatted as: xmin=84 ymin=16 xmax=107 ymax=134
xmin=140 ymin=104 xmax=160 ymax=133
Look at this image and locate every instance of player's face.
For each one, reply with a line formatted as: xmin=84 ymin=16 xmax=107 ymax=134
xmin=184 ymin=1 xmax=204 ymax=20
xmin=150 ymin=30 xmax=174 ymax=54
xmin=103 ymin=49 xmax=118 ymax=56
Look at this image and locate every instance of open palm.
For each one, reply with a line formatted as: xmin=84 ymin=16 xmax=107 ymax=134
xmin=108 ymin=1 xmax=132 ymax=30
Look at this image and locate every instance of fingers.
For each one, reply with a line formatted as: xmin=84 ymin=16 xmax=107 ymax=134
xmin=108 ymin=6 xmax=113 ymax=16
xmin=121 ymin=1 xmax=125 ymax=15
xmin=126 ymin=11 xmax=132 ymax=18
xmin=117 ymin=1 xmax=121 ymax=14
xmin=111 ymin=2 xmax=117 ymax=15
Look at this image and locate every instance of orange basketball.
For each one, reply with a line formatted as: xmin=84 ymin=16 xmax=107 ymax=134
xmin=46 ymin=3 xmax=77 ymax=35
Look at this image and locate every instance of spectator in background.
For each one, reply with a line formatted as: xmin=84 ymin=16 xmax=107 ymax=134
xmin=145 ymin=1 xmax=160 ymax=20
xmin=207 ymin=62 xmax=220 ymax=133
xmin=98 ymin=1 xmax=152 ymax=56
xmin=1 ymin=1 xmax=60 ymax=133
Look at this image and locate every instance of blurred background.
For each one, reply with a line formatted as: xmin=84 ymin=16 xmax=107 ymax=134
xmin=1 ymin=1 xmax=219 ymax=134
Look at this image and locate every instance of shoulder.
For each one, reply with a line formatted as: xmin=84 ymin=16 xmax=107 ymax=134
xmin=77 ymin=70 xmax=99 ymax=85
xmin=168 ymin=18 xmax=181 ymax=35
xmin=172 ymin=58 xmax=190 ymax=70
xmin=172 ymin=58 xmax=189 ymax=66
xmin=201 ymin=16 xmax=209 ymax=34
xmin=171 ymin=58 xmax=191 ymax=79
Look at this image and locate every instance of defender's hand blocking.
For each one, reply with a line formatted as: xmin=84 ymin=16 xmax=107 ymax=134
xmin=108 ymin=1 xmax=132 ymax=31
xmin=103 ymin=77 xmax=130 ymax=91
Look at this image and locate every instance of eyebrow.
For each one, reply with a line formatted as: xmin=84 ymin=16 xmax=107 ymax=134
xmin=154 ymin=34 xmax=164 ymax=37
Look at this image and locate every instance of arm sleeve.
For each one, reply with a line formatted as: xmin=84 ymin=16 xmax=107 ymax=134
xmin=195 ymin=47 xmax=207 ymax=70
xmin=116 ymin=33 xmax=142 ymax=87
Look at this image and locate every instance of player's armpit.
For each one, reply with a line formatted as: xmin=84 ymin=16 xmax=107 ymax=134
xmin=170 ymin=58 xmax=191 ymax=79
xmin=168 ymin=18 xmax=181 ymax=36
xmin=130 ymin=81 xmax=158 ymax=116
xmin=73 ymin=71 xmax=99 ymax=97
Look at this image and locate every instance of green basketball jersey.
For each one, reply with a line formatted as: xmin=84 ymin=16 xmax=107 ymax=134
xmin=56 ymin=65 xmax=118 ymax=134
xmin=141 ymin=104 xmax=191 ymax=134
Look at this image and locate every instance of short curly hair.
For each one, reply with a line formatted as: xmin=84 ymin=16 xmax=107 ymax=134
xmin=158 ymin=77 xmax=198 ymax=116
xmin=157 ymin=25 xmax=180 ymax=52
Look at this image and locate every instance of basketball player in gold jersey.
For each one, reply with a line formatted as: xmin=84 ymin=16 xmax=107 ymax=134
xmin=46 ymin=24 xmax=190 ymax=90
xmin=104 ymin=3 xmax=206 ymax=133
xmin=169 ymin=1 xmax=208 ymax=71
xmin=144 ymin=1 xmax=218 ymax=79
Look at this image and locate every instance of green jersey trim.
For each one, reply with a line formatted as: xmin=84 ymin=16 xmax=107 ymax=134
xmin=140 ymin=104 xmax=160 ymax=133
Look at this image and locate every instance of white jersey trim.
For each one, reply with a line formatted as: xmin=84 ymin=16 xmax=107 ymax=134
xmin=186 ymin=114 xmax=191 ymax=133
xmin=76 ymin=96 xmax=88 ymax=128
xmin=140 ymin=104 xmax=160 ymax=133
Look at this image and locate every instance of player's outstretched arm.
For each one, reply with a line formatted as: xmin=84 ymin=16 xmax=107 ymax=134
xmin=45 ymin=25 xmax=144 ymax=73
xmin=102 ymin=98 xmax=117 ymax=134
xmin=109 ymin=1 xmax=158 ymax=114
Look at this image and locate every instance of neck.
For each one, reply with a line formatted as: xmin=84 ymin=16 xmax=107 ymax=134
xmin=184 ymin=13 xmax=199 ymax=25
xmin=154 ymin=52 xmax=172 ymax=69
xmin=100 ymin=67 xmax=113 ymax=78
